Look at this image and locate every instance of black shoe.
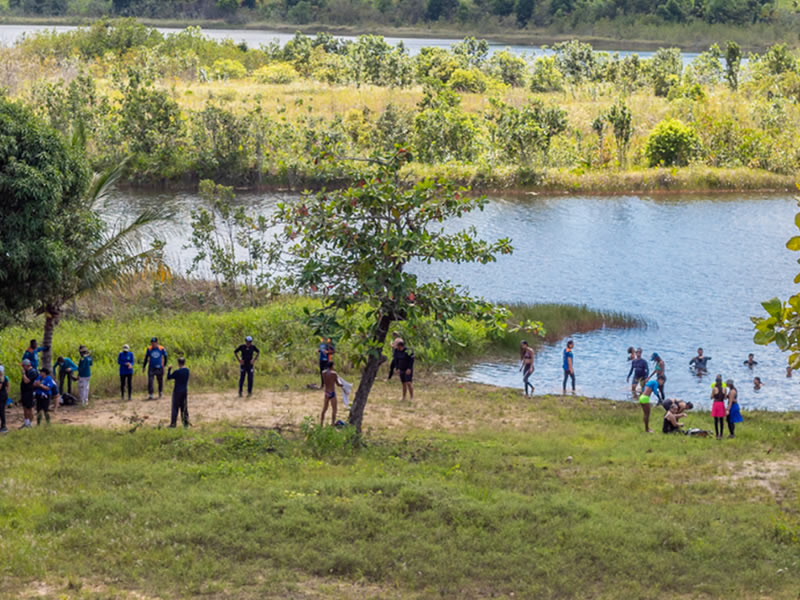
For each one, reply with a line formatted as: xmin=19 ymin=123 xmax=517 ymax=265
xmin=167 ymin=424 xmax=176 ymax=428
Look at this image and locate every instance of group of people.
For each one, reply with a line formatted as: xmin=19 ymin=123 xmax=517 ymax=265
xmin=517 ymin=341 xmax=758 ymax=438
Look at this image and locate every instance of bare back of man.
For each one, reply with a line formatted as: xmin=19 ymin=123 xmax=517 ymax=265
xmin=321 ymin=365 xmax=341 ymax=426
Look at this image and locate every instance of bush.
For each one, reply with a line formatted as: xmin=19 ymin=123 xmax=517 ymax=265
xmin=447 ymin=67 xmax=488 ymax=92
xmin=644 ymin=119 xmax=701 ymax=167
xmin=211 ymin=58 xmax=247 ymax=80
xmin=253 ymin=63 xmax=298 ymax=84
xmin=529 ymin=57 xmax=564 ymax=92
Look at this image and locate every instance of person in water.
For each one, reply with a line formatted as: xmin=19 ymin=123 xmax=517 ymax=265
xmin=787 ymin=366 xmax=793 ymax=378
xmin=638 ymin=374 xmax=666 ymax=433
xmin=650 ymin=353 xmax=666 ymax=403
xmin=562 ymin=340 xmax=575 ymax=394
xmin=743 ymin=354 xmax=758 ymax=368
xmin=627 ymin=346 xmax=635 ymax=361
xmin=627 ymin=347 xmax=649 ymax=396
xmin=711 ymin=375 xmax=727 ymax=440
xmin=753 ymin=377 xmax=763 ymax=390
xmin=520 ymin=340 xmax=535 ymax=397
xmin=725 ymin=379 xmax=742 ymax=438
xmin=662 ymin=402 xmax=687 ymax=434
xmin=689 ymin=347 xmax=711 ymax=373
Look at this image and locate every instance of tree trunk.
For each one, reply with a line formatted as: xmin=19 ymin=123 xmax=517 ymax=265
xmin=348 ymin=313 xmax=392 ymax=433
xmin=41 ymin=304 xmax=61 ymax=373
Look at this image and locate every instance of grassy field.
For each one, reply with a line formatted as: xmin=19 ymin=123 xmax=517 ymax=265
xmin=1 ymin=379 xmax=799 ymax=599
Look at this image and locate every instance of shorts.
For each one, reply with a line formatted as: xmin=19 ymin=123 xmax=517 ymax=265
xmin=633 ymin=376 xmax=647 ymax=388
xmin=326 ymin=391 xmax=336 ymax=400
xmin=21 ymin=393 xmax=35 ymax=410
xmin=35 ymin=394 xmax=50 ymax=412
xmin=400 ymin=371 xmax=413 ymax=383
xmin=639 ymin=394 xmax=651 ymax=404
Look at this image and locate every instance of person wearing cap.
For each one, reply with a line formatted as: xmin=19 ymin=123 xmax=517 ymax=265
xmin=118 ymin=344 xmax=135 ymax=401
xmin=33 ymin=367 xmax=59 ymax=425
xmin=22 ymin=339 xmax=49 ymax=371
xmin=55 ymin=356 xmax=79 ymax=397
xmin=77 ymin=346 xmax=92 ymax=406
xmin=234 ymin=336 xmax=260 ymax=398
xmin=0 ymin=365 xmax=9 ymax=433
xmin=20 ymin=359 xmax=39 ymax=428
xmin=142 ymin=337 xmax=167 ymax=400
xmin=167 ymin=357 xmax=191 ymax=428
xmin=650 ymin=352 xmax=666 ymax=403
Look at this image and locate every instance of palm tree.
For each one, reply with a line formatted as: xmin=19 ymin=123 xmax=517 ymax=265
xmin=39 ymin=163 xmax=168 ymax=372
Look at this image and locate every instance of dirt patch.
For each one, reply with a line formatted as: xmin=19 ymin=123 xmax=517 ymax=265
xmin=717 ymin=457 xmax=800 ymax=503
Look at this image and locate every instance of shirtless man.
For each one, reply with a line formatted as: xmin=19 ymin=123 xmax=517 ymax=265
xmin=520 ymin=341 xmax=534 ymax=397
xmin=321 ymin=361 xmax=342 ymax=427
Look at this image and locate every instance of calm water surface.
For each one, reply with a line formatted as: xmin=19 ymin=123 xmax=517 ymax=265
xmin=0 ymin=23 xmax=700 ymax=61
xmin=104 ymin=190 xmax=799 ymax=411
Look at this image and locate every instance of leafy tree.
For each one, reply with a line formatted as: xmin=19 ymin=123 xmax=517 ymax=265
xmin=644 ymin=118 xmax=701 ymax=166
xmin=452 ymin=37 xmax=489 ymax=68
xmin=603 ymin=102 xmax=633 ymax=166
xmin=273 ymin=150 xmax=516 ymax=432
xmin=486 ymin=50 xmax=528 ymax=87
xmin=648 ymin=47 xmax=682 ymax=97
xmin=724 ymin=41 xmax=742 ymax=90
xmin=413 ymin=86 xmax=481 ymax=162
xmin=515 ymin=0 xmax=535 ymax=25
xmin=752 ymin=189 xmax=800 ymax=367
xmin=0 ymin=97 xmax=89 ymax=326
xmin=486 ymin=98 xmax=568 ymax=165
xmin=347 ymin=36 xmax=413 ymax=87
xmin=550 ymin=40 xmax=597 ymax=84
xmin=529 ymin=56 xmax=565 ymax=92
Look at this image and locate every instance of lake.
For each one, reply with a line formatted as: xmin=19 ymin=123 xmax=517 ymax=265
xmin=0 ymin=23 xmax=701 ymax=61
xmin=103 ymin=189 xmax=800 ymax=412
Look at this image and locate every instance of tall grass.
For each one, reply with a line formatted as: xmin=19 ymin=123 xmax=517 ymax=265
xmin=0 ymin=297 xmax=643 ymax=396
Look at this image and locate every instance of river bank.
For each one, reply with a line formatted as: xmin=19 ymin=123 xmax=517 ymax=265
xmin=1 ymin=378 xmax=798 ymax=599
xmin=1 ymin=16 xmax=798 ymax=52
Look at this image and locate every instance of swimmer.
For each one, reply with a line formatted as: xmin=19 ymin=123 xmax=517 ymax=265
xmin=753 ymin=377 xmax=763 ymax=391
xmin=787 ymin=366 xmax=793 ymax=378
xmin=638 ymin=374 xmax=666 ymax=433
xmin=689 ymin=347 xmax=711 ymax=373
xmin=743 ymin=353 xmax=758 ymax=368
xmin=627 ymin=346 xmax=635 ymax=361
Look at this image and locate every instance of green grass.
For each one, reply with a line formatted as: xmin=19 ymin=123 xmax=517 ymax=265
xmin=1 ymin=386 xmax=799 ymax=599
xmin=0 ymin=295 xmax=642 ymax=397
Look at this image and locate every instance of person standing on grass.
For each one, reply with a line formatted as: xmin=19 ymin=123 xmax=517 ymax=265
xmin=234 ymin=336 xmax=260 ymax=398
xmin=142 ymin=337 xmax=167 ymax=400
xmin=19 ymin=359 xmax=38 ymax=429
xmin=726 ymin=379 xmax=742 ymax=439
xmin=650 ymin=353 xmax=666 ymax=403
xmin=627 ymin=347 xmax=649 ymax=397
xmin=638 ymin=374 xmax=665 ymax=433
xmin=77 ymin=346 xmax=92 ymax=406
xmin=22 ymin=339 xmax=48 ymax=370
xmin=0 ymin=366 xmax=8 ymax=433
xmin=118 ymin=344 xmax=134 ymax=401
xmin=321 ymin=360 xmax=342 ymax=427
xmin=520 ymin=340 xmax=535 ymax=397
xmin=389 ymin=340 xmax=415 ymax=402
xmin=55 ymin=356 xmax=78 ymax=397
xmin=562 ymin=340 xmax=575 ymax=394
xmin=711 ymin=375 xmax=727 ymax=440
xmin=33 ymin=368 xmax=59 ymax=426
xmin=167 ymin=357 xmax=190 ymax=428
xmin=317 ymin=337 xmax=335 ymax=387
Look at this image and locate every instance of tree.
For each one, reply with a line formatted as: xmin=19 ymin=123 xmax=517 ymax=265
xmin=752 ymin=189 xmax=800 ymax=368
xmin=603 ymin=102 xmax=633 ymax=166
xmin=39 ymin=162 xmax=166 ymax=372
xmin=273 ymin=150 xmax=515 ymax=432
xmin=724 ymin=41 xmax=742 ymax=91
xmin=0 ymin=97 xmax=89 ymax=326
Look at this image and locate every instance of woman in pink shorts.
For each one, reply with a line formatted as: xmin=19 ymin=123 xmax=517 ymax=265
xmin=711 ymin=375 xmax=727 ymax=440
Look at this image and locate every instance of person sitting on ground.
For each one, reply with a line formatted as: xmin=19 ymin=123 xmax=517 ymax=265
xmin=638 ymin=374 xmax=666 ymax=433
xmin=662 ymin=402 xmax=687 ymax=434
xmin=321 ymin=360 xmax=342 ymax=427
xmin=743 ymin=353 xmax=758 ymax=368
xmin=627 ymin=348 xmax=649 ymax=396
xmin=689 ymin=347 xmax=711 ymax=373
xmin=753 ymin=376 xmax=763 ymax=391
xmin=389 ymin=341 xmax=415 ymax=402
xmin=661 ymin=398 xmax=694 ymax=413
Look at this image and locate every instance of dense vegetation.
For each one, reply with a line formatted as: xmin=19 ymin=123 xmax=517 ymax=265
xmin=2 ymin=20 xmax=799 ymax=192
xmin=1 ymin=389 xmax=799 ymax=598
xmin=1 ymin=0 xmax=798 ymax=34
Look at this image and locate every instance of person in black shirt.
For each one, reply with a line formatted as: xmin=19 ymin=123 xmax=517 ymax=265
xmin=744 ymin=353 xmax=758 ymax=368
xmin=0 ymin=365 xmax=8 ymax=433
xmin=20 ymin=359 xmax=38 ymax=429
xmin=167 ymin=357 xmax=190 ymax=428
xmin=234 ymin=336 xmax=260 ymax=397
xmin=389 ymin=341 xmax=415 ymax=401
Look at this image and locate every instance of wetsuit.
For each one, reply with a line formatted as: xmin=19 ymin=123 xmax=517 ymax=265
xmin=389 ymin=348 xmax=415 ymax=382
xmin=235 ymin=343 xmax=260 ymax=396
xmin=118 ymin=351 xmax=134 ymax=400
xmin=167 ymin=367 xmax=190 ymax=427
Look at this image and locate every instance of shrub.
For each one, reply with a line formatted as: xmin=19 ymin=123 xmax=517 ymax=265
xmin=529 ymin=56 xmax=564 ymax=92
xmin=253 ymin=63 xmax=298 ymax=84
xmin=486 ymin=50 xmax=527 ymax=87
xmin=447 ymin=67 xmax=488 ymax=93
xmin=211 ymin=58 xmax=247 ymax=80
xmin=645 ymin=119 xmax=701 ymax=167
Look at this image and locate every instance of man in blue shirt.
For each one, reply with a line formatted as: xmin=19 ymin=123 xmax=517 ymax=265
xmin=626 ymin=347 xmax=649 ymax=396
xmin=562 ymin=340 xmax=575 ymax=394
xmin=33 ymin=367 xmax=59 ymax=425
xmin=55 ymin=356 xmax=79 ymax=396
xmin=118 ymin=344 xmax=135 ymax=401
xmin=141 ymin=337 xmax=167 ymax=400
xmin=167 ymin=357 xmax=190 ymax=428
xmin=22 ymin=339 xmax=48 ymax=370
